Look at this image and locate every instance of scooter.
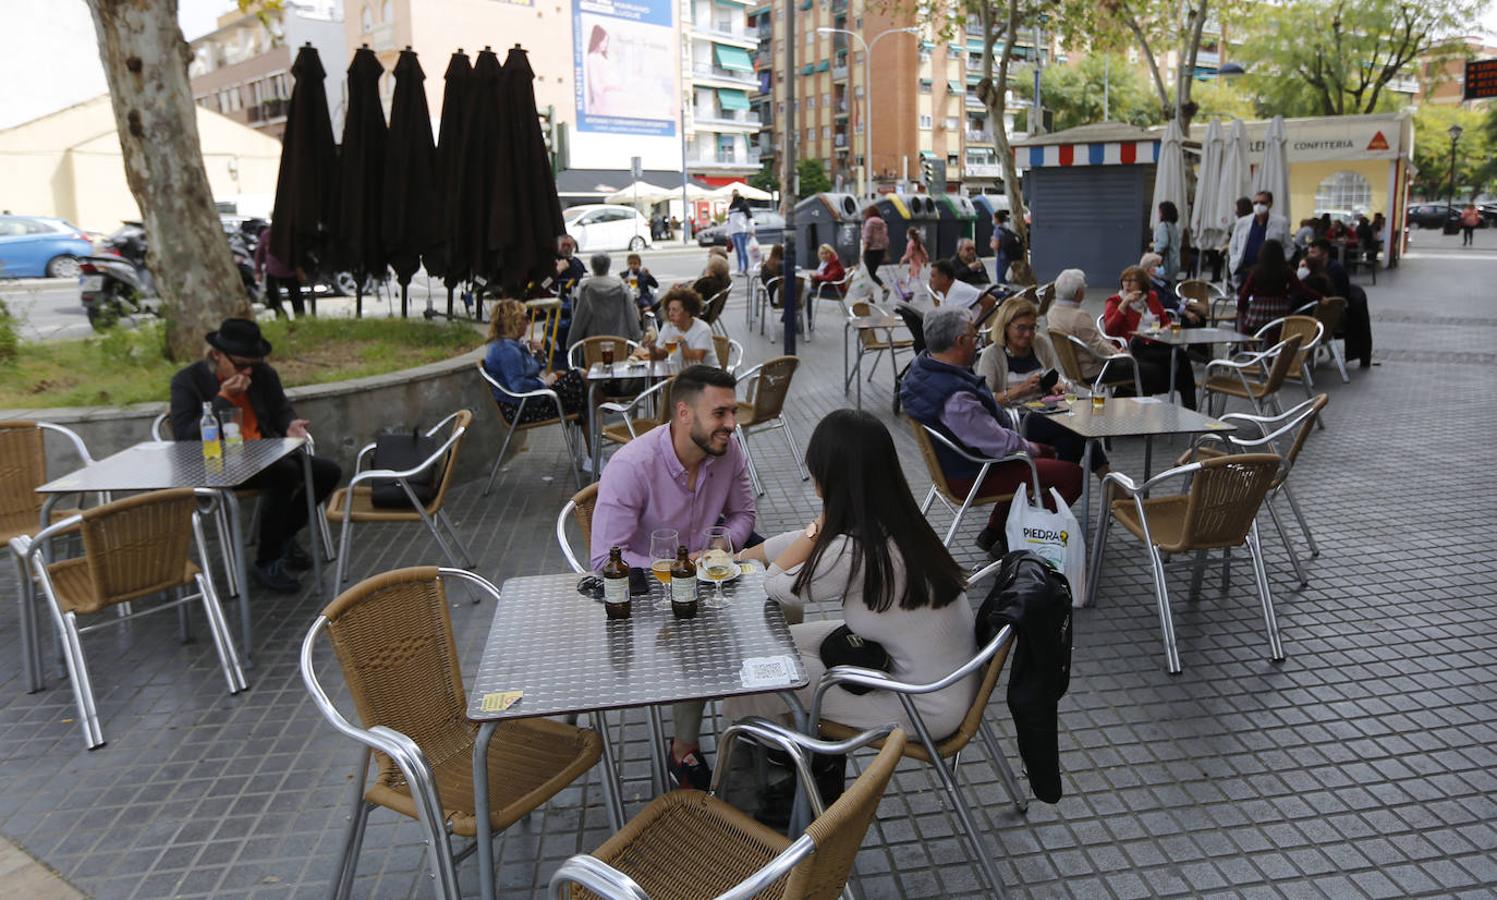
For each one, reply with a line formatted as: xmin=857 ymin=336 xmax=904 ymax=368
xmin=79 ymin=223 xmax=160 ymax=331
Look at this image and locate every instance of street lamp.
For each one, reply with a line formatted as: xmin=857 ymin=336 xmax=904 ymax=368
xmin=1447 ymin=123 xmax=1464 ymax=211
xmin=817 ymin=25 xmax=919 ymax=197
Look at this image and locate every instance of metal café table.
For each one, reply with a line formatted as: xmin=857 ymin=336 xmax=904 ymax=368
xmin=1048 ymin=397 xmax=1235 ymax=537
xmin=843 ymin=314 xmax=908 ymax=411
xmin=466 ymin=568 xmax=806 ymax=900
xmin=34 ymin=438 xmax=326 ymax=664
xmin=585 ymin=358 xmax=671 ymax=479
xmin=1136 ymin=325 xmax=1258 ymax=405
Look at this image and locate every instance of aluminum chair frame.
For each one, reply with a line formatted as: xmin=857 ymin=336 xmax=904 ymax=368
xmin=476 ymin=362 xmax=584 ymax=494
xmin=757 ymin=276 xmax=782 ymax=336
xmin=1294 ymin=298 xmax=1352 ymax=384
xmin=734 ymin=358 xmax=809 ymax=497
xmin=597 ymin=376 xmax=674 ymax=447
xmin=842 ymin=298 xmax=912 ymax=401
xmin=712 ymin=335 xmax=745 ymax=374
xmin=1254 ymin=316 xmax=1326 ymax=430
xmin=804 ymin=270 xmax=855 ymax=335
xmin=808 ymin=582 xmax=1024 ymax=899
xmin=1085 ymin=458 xmax=1285 ymax=675
xmin=701 ymin=287 xmax=733 ymax=339
xmin=914 ymin=425 xmax=1042 ymax=547
xmin=547 ymin=719 xmax=900 ymax=900
xmin=301 ymin=567 xmax=601 ymax=900
xmin=1093 ymin=313 xmax=1131 ymax=353
xmin=330 ymin=411 xmax=476 ymax=585
xmin=566 ymin=336 xmax=646 ymax=372
xmin=12 ymin=488 xmax=246 ymax=749
xmin=1177 ymin=279 xmax=1235 ymax=326
xmin=1201 ymin=334 xmax=1303 ymax=421
xmin=1054 ymin=333 xmax=1146 ymax=400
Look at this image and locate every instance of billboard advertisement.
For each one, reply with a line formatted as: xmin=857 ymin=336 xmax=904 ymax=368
xmin=571 ymin=0 xmax=681 ymax=170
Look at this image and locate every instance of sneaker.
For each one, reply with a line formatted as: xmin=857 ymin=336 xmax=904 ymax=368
xmin=281 ymin=539 xmax=313 ymax=572
xmin=666 ymin=745 xmax=712 ymax=791
xmin=251 ymin=558 xmax=302 ymax=594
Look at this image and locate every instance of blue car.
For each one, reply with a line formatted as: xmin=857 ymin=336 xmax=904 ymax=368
xmin=0 ymin=215 xmax=94 ymax=278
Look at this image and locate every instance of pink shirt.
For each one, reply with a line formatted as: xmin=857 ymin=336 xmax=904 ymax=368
xmin=589 ymin=421 xmax=757 ymax=570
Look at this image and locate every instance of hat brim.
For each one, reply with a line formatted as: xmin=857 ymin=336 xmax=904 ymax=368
xmin=205 ymin=331 xmax=272 ymax=358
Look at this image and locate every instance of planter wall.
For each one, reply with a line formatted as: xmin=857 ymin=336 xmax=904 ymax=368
xmin=2 ymin=347 xmax=515 ymax=486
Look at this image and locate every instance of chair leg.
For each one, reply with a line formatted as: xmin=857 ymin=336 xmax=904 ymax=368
xmin=1246 ymin=522 xmax=1285 ymax=662
xmin=1085 ymin=505 xmax=1112 ymax=608
xmin=1146 ymin=545 xmax=1182 ymax=674
xmin=1265 ymin=497 xmax=1308 ymax=587
xmin=247 ymin=496 xmax=263 ymax=546
xmin=777 ymin=418 xmax=809 ymax=482
xmin=54 ymin=610 xmax=105 ymax=749
xmin=978 ymin=718 xmax=1029 ymax=815
xmin=1188 ymin=549 xmax=1210 ymax=601
xmin=316 ymin=506 xmax=337 ymax=563
xmin=215 ymin=505 xmax=239 ymax=599
xmin=14 ymin=550 xmax=43 ymax=693
xmin=484 ymin=419 xmax=520 ymax=497
xmin=737 ymin=427 xmax=765 ymax=497
xmin=558 ymin=420 xmax=584 ymax=490
xmin=1280 ymin=481 xmax=1318 ymax=557
xmin=333 ymin=750 xmax=374 ymax=900
xmin=416 ymin=505 xmax=469 ymax=572
xmin=176 ymin=588 xmax=191 ymax=644
xmin=195 ymin=573 xmax=247 ymax=694
xmin=335 ymin=517 xmax=355 ymax=585
xmin=435 ymin=509 xmax=477 ymax=571
xmin=1330 ymin=341 xmax=1350 ymax=383
xmin=919 ymin=485 xmax=937 ymax=516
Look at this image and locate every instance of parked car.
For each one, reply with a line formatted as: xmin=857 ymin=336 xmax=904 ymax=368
xmin=695 ymin=210 xmax=787 ymax=247
xmin=0 ymin=215 xmax=94 ymax=278
xmin=562 ymin=204 xmax=652 ymax=252
xmin=1405 ymin=203 xmax=1460 ymax=230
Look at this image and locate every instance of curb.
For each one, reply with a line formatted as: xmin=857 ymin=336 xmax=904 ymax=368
xmin=0 ymin=277 xmax=75 ymax=289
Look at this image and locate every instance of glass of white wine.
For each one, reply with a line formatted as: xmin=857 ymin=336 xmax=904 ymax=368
xmin=1062 ymin=387 xmax=1079 ymax=416
xmin=697 ymin=526 xmax=736 ymax=609
xmin=650 ymin=528 xmax=678 ymax=608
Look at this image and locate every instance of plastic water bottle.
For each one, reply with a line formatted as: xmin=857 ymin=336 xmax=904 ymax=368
xmin=200 ymin=402 xmax=222 ymax=461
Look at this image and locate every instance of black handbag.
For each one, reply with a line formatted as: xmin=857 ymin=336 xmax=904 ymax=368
xmin=818 ymin=625 xmax=892 ymax=695
xmin=369 ymin=427 xmax=441 ymax=509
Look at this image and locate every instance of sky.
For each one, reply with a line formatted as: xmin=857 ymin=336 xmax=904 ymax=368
xmin=0 ymin=0 xmax=235 ymax=130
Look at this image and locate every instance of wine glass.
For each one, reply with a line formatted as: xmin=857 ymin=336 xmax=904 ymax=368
xmin=1062 ymin=387 xmax=1078 ymax=417
xmin=650 ymin=528 xmax=679 ymax=608
xmin=697 ymin=526 xmax=736 ymax=609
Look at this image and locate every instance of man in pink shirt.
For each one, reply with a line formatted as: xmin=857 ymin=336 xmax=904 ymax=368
xmin=590 ymin=364 xmax=757 ymax=789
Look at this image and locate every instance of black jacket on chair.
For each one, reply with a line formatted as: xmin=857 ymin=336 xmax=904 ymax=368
xmin=977 ymin=551 xmax=1074 ymax=804
xmin=169 ymin=359 xmax=296 ymax=440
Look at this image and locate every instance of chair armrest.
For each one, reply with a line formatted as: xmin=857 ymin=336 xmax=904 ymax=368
xmin=344 ymin=427 xmax=465 ymax=489
xmin=1100 ymin=460 xmax=1201 ymax=498
xmin=601 ymin=377 xmax=672 ymax=416
xmin=547 ymin=856 xmax=651 ymax=900
xmin=921 ymin=427 xmax=1043 ymax=500
xmin=711 ymin=718 xmax=898 ymax=817
xmin=809 ymin=627 xmax=1012 ymax=721
xmin=37 ymin=421 xmax=96 ymax=465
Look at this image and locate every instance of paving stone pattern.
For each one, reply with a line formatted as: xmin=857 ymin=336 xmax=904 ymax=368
xmin=0 ymin=235 xmax=1494 ymax=899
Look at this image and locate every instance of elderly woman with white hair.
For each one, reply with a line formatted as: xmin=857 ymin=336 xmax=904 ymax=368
xmin=1043 ymin=268 xmax=1137 ymax=385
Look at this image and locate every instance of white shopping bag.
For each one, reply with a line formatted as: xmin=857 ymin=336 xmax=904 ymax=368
xmin=1004 ymin=482 xmax=1087 ymax=606
xmin=747 ymin=235 xmax=763 ymax=269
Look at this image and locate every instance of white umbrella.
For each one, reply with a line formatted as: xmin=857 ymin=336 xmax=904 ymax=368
xmin=603 ymin=180 xmax=674 ymax=207
xmin=1151 ymin=117 xmax=1189 ymax=232
xmin=1190 ymin=119 xmax=1225 ymax=249
xmin=1213 ymin=118 xmax=1251 ymax=237
xmin=708 ymin=181 xmax=772 ymax=201
xmin=1253 ymin=115 xmax=1291 ymax=228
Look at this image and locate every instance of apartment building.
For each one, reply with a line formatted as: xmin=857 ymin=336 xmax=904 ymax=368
xmin=188 ymin=1 xmax=346 ymax=140
xmin=683 ymin=0 xmax=764 ymax=185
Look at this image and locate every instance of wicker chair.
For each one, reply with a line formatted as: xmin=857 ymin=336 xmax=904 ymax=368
xmin=0 ymin=420 xmax=102 ymax=694
xmin=1177 ymin=394 xmax=1328 ymax=587
xmin=805 ymin=269 xmax=855 ymax=335
xmin=323 ymin=411 xmax=475 ymax=585
xmin=1034 ymin=280 xmax=1056 ymax=318
xmin=1048 ymin=329 xmax=1145 ymax=400
xmin=555 ymin=483 xmax=599 ymax=574
xmin=1295 ymin=296 xmax=1350 ymax=383
xmin=733 ymin=356 xmax=809 ymax=496
xmin=300 ymin=566 xmax=603 ymax=900
xmin=700 ymin=287 xmax=733 ymax=338
xmin=598 ymin=377 xmax=673 ymax=449
xmin=567 ymin=335 xmax=644 ymax=372
xmin=908 ymin=420 xmax=1041 ymax=547
xmin=1176 ymin=278 xmax=1229 ymax=324
xmin=712 ymin=334 xmax=744 ymax=374
xmin=757 ymin=276 xmax=783 ymax=336
xmin=1087 ymin=453 xmax=1286 ymax=674
xmin=476 ymin=361 xmax=585 ymax=495
xmin=1255 ymin=315 xmax=1325 ymax=428
xmin=1200 ymin=333 xmax=1305 ymax=420
xmin=842 ymin=299 xmax=913 ymax=402
xmin=12 ymin=487 xmax=246 ymax=749
xmin=548 ymin=720 xmax=906 ymax=900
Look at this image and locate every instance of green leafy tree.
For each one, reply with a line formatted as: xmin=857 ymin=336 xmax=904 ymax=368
xmin=1410 ymin=104 xmax=1492 ymax=200
xmin=1190 ymin=76 xmax=1257 ymax=121
xmin=796 ymin=158 xmax=832 ymax=195
xmin=748 ymin=162 xmax=778 ymax=194
xmin=1013 ymin=53 xmax=1161 ymax=132
xmin=1236 ymin=0 xmax=1487 ymax=117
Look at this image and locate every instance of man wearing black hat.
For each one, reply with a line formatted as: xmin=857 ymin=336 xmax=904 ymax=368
xmin=169 ymin=318 xmax=341 ymax=592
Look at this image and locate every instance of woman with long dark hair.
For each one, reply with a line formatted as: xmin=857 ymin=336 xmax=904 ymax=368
xmin=1153 ymin=200 xmax=1181 ymax=284
xmin=1236 ymin=238 xmax=1319 ymax=336
xmin=730 ymin=409 xmax=978 ymax=735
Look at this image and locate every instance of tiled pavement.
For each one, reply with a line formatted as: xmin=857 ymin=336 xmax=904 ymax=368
xmin=0 ymin=230 xmax=1494 ymax=899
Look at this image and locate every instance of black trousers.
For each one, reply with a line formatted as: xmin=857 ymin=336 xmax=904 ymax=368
xmin=1130 ymin=339 xmax=1197 ymax=410
xmin=1022 ymin=414 xmax=1108 ymax=472
xmin=241 ymin=454 xmax=341 ymax=564
xmin=862 ymin=248 xmax=886 ymax=287
xmin=266 ymin=275 xmax=306 ymax=315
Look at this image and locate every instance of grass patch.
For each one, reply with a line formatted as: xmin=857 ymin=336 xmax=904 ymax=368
xmin=0 ymin=318 xmax=484 ymax=409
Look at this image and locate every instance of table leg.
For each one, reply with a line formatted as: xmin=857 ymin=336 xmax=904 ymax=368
xmin=1080 ymin=441 xmax=1093 ymax=542
xmin=592 ymin=710 xmax=627 ymax=831
xmin=646 ymin=704 xmax=670 ymax=797
xmin=300 ymin=447 xmax=327 ymax=602
xmin=473 ymin=720 xmax=499 ymax=900
xmin=15 ymin=551 xmax=39 ymax=694
xmin=588 ymin=382 xmax=602 ymax=483
xmin=222 ymin=490 xmax=254 ymax=667
xmin=842 ymin=323 xmax=850 ymax=393
xmin=1168 ymin=345 xmax=1179 ymax=406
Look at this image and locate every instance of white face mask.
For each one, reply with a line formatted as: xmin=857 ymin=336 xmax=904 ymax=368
xmin=1253 ymin=203 xmax=1269 ymax=216
xmin=1296 ymin=265 xmax=1310 ymax=280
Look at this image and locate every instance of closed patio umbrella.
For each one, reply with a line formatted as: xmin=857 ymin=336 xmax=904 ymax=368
xmin=334 ymin=45 xmax=388 ymax=317
xmin=1151 ymin=117 xmax=1189 ymax=232
xmin=382 ymin=47 xmax=438 ymax=318
xmin=1214 ymin=119 xmax=1251 ymax=237
xmin=269 ymin=43 xmax=338 ymax=314
xmin=426 ymin=49 xmax=471 ymax=315
xmin=450 ymin=47 xmax=505 ymax=303
xmin=1253 ymin=115 xmax=1291 ymax=230
xmin=1190 ymin=119 xmax=1225 ymax=251
xmin=492 ymin=45 xmax=566 ymax=296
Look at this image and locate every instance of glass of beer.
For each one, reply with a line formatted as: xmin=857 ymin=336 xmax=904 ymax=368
xmin=697 ymin=527 xmax=736 ymax=608
xmin=601 ymin=344 xmax=616 ymax=367
xmin=1170 ymin=321 xmax=1183 ymax=335
xmin=1091 ymin=393 xmax=1107 ymax=410
xmin=650 ymin=529 xmax=678 ymax=605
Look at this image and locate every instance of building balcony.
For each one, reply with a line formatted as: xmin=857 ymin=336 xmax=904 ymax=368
xmin=691 ymin=63 xmax=760 ymax=89
xmin=692 ymin=110 xmax=763 ymax=131
xmin=833 ymin=100 xmax=850 ymax=117
xmin=966 ymin=130 xmax=994 ymax=144
xmin=687 ymin=151 xmax=763 ymax=171
xmin=691 ymin=24 xmax=758 ymax=48
xmin=832 ymin=64 xmax=849 ymax=80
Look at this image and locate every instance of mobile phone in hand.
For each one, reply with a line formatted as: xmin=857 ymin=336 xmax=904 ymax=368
xmin=1039 ymin=369 xmax=1060 ymax=392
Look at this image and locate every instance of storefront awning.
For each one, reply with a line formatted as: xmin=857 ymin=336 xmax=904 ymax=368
xmin=713 ymin=44 xmax=755 ymax=73
xmin=716 ymin=88 xmax=751 ymax=111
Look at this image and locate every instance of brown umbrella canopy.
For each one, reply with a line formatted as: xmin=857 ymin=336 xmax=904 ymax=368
xmin=493 ymin=45 xmax=566 ymax=296
xmin=382 ymin=48 xmax=437 ymax=287
xmin=333 ymin=46 xmax=387 ymax=284
xmin=270 ymin=44 xmax=337 ymax=273
xmin=425 ymin=49 xmax=471 ymax=285
xmin=450 ymin=46 xmax=504 ymax=288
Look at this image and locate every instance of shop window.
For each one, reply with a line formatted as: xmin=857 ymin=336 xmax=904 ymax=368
xmin=1314 ymin=171 xmax=1372 ymax=218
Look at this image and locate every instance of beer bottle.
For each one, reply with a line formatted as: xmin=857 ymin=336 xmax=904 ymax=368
xmin=670 ymin=544 xmax=697 ymax=619
xmin=602 ymin=546 xmax=631 ymax=619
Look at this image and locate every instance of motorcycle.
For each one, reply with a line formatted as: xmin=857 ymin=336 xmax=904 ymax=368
xmin=79 ymin=223 xmax=160 ymax=332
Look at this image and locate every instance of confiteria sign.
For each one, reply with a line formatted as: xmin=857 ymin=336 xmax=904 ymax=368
xmin=1241 ymin=115 xmax=1407 ymax=162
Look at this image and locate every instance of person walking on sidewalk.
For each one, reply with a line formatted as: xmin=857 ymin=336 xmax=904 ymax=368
xmin=726 ymin=191 xmax=754 ymax=275
xmin=861 ymin=205 xmax=889 ymax=296
xmin=1460 ymin=203 xmax=1481 ymax=247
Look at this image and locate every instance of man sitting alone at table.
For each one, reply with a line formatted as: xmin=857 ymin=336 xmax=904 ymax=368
xmin=169 ymin=318 xmax=341 ymax=593
xmin=928 ymin=258 xmax=999 ymax=320
xmin=948 ymin=238 xmax=991 ymax=287
xmin=567 ymin=252 xmax=642 ymax=347
xmin=590 ymin=364 xmax=766 ymax=790
xmin=900 ymin=306 xmax=1082 ymax=555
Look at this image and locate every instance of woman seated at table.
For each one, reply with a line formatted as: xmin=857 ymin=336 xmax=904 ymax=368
xmin=641 ymin=285 xmax=713 ymax=365
xmin=1141 ymin=252 xmax=1205 ymax=326
xmin=1103 ymin=265 xmax=1198 ymax=409
xmin=759 ymin=243 xmax=784 ymax=307
xmin=483 ymin=299 xmax=589 ymax=439
xmin=807 ymin=243 xmax=847 ymax=297
xmin=976 ymin=298 xmax=1109 ymax=479
xmin=729 ymin=408 xmax=978 ymax=738
xmin=1236 ymin=239 xmax=1320 ymax=339
xmin=691 ymin=254 xmax=733 ymax=309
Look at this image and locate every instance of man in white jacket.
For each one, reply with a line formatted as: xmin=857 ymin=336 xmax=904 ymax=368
xmin=1228 ymin=190 xmax=1290 ymax=286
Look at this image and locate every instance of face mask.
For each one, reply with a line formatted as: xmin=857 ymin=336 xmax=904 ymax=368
xmin=1296 ymin=265 xmax=1310 ymax=280
xmin=1253 ymin=203 xmax=1269 ymax=216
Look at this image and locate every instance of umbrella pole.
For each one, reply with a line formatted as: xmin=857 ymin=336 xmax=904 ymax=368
xmin=401 ymin=283 xmax=409 ymax=318
xmin=355 ymin=284 xmax=362 ymax=319
xmin=446 ymin=285 xmax=455 ymax=319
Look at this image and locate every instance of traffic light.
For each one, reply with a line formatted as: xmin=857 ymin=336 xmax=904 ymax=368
xmin=921 ymin=157 xmax=947 ymax=192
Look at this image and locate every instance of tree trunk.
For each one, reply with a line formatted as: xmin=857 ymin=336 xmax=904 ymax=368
xmin=979 ymin=0 xmax=1031 ymax=256
xmin=85 ymin=0 xmax=250 ymax=361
